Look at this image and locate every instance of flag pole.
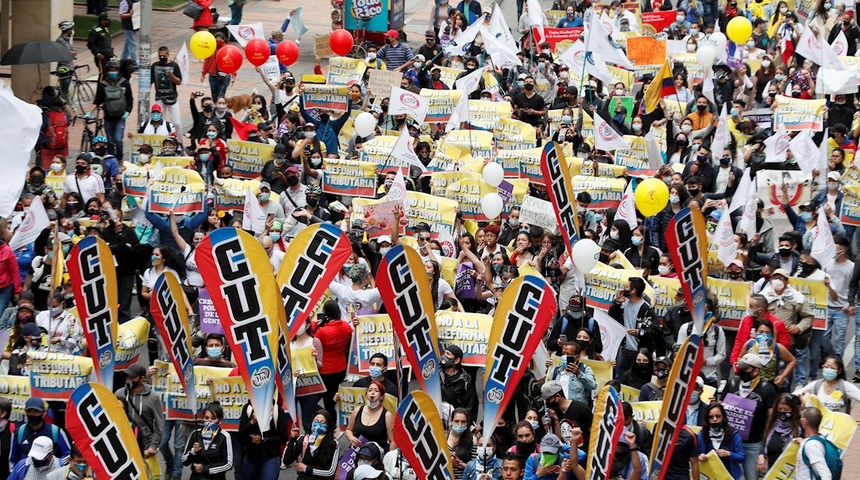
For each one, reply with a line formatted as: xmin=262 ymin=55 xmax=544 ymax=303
xmin=49 ymin=220 xmax=59 ymax=294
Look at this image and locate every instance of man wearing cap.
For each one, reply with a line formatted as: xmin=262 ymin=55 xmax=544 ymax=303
xmin=34 ymin=292 xmax=82 ymax=355
xmin=377 ymin=29 xmax=415 ymax=72
xmin=297 ymin=98 xmax=352 ymax=159
xmin=440 ymin=345 xmax=479 ymax=421
xmin=160 ymin=136 xmax=181 ymax=156
xmin=547 ymin=294 xmax=602 ymax=356
xmin=418 ymin=30 xmax=442 ymax=66
xmin=86 ymin=12 xmax=113 ymax=80
xmin=256 ymin=144 xmax=293 ymax=194
xmin=760 ymin=268 xmax=814 ymax=384
xmin=720 ymin=353 xmax=777 ymax=480
xmin=62 ymin=154 xmax=105 ymax=211
xmin=116 ymin=364 xmax=165 ymax=458
xmin=8 ymin=323 xmax=46 ymax=376
xmin=257 ymin=122 xmax=276 ymax=146
xmin=540 ymin=381 xmax=593 ymax=451
xmin=405 ymin=54 xmax=427 ymax=88
xmin=353 ymin=463 xmax=385 ymax=480
xmin=0 ymin=292 xmax=38 ymax=329
xmin=639 ymin=355 xmax=672 ymax=401
xmin=548 ymin=341 xmax=596 ymax=406
xmin=136 ymin=103 xmax=175 ymax=136
xmin=422 ymin=65 xmax=449 ymax=90
xmin=522 ymin=432 xmax=581 ymax=480
xmin=258 ymin=181 xmax=286 ymax=221
xmin=8 ymin=436 xmax=61 ymax=480
xmin=9 ymin=398 xmax=71 ymax=467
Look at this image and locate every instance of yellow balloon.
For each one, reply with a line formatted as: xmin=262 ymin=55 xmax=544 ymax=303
xmin=634 ymin=178 xmax=669 ymax=217
xmin=189 ymin=31 xmax=217 ymax=60
xmin=726 ymin=17 xmax=753 ymax=45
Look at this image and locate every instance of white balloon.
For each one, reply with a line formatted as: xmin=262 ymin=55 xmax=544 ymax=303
xmin=482 ymin=162 xmax=505 ymax=188
xmin=481 ymin=193 xmax=504 ymax=219
xmin=696 ymin=45 xmax=716 ymax=69
xmin=571 ymin=239 xmax=600 ymax=273
xmin=354 ymin=112 xmax=377 ymax=137
xmin=708 ymin=32 xmax=727 ymax=52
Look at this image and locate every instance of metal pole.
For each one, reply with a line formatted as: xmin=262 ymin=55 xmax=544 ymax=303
xmin=137 ymin=0 xmax=152 ymax=127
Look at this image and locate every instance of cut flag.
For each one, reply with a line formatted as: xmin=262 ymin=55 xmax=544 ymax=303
xmin=643 ymin=60 xmax=674 ymax=114
xmin=593 ymin=112 xmax=630 ymax=151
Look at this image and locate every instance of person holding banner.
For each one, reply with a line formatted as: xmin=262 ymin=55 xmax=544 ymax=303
xmin=696 ymin=402 xmax=745 ymax=480
xmin=182 ymin=402 xmax=234 ymax=480
xmin=282 ymin=409 xmax=339 ymax=480
xmin=793 ymin=355 xmax=860 ymax=414
xmin=8 ymin=397 xmax=71 ymax=467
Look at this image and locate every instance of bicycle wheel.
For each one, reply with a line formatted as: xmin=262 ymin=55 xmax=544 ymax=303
xmin=71 ymin=81 xmax=95 ymax=115
xmin=80 ymin=126 xmax=92 ymax=155
xmin=348 ymin=44 xmax=367 ymax=60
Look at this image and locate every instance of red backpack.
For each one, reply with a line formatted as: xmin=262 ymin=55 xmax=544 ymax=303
xmin=44 ymin=110 xmax=68 ymax=150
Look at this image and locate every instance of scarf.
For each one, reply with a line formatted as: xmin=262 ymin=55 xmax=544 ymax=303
xmin=765 ymin=418 xmax=797 ymax=451
xmin=305 ymin=432 xmax=326 ymax=454
xmin=762 ymin=286 xmax=802 ymax=307
xmin=738 ymin=376 xmax=761 ymax=398
xmin=202 ymin=424 xmax=218 ymax=449
xmin=756 ymin=337 xmax=774 ymax=365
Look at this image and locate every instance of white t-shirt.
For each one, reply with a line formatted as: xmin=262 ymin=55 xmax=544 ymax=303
xmin=269 ymin=249 xmax=285 ymax=272
xmin=329 ymin=281 xmax=382 ymax=319
xmin=142 ymin=266 xmax=180 ymax=290
xmin=795 ymin=437 xmax=832 ymax=480
xmin=794 ymin=379 xmax=860 ymax=413
xmin=63 ymin=172 xmax=105 ymax=201
xmin=436 ymin=278 xmax=454 ymax=309
xmin=183 ymin=244 xmax=204 ymax=287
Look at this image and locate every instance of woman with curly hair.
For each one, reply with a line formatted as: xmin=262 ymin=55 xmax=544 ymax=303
xmin=140 ymin=244 xmax=188 ymax=303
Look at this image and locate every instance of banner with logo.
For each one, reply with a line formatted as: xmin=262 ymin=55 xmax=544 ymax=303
xmin=322 ymin=158 xmax=378 ymax=197
xmin=226 ymin=140 xmax=274 ymax=180
xmin=530 ymin=26 xmax=584 ymax=51
xmin=482 ymin=274 xmax=557 ymax=448
xmin=666 ymin=207 xmax=709 ymax=336
xmin=121 ymin=161 xmax=150 ymax=198
xmin=614 ymin=136 xmax=653 ymax=174
xmin=66 ymin=236 xmax=118 ymax=388
xmin=583 ymin=262 xmax=656 ymax=311
xmin=147 ymin=166 xmax=206 ymax=214
xmin=571 ymin=176 xmax=626 ymax=209
xmin=377 ymin=245 xmax=444 ymax=407
xmin=468 ymin=100 xmax=513 ymax=131
xmin=130 ymin=134 xmax=168 ymax=163
xmin=151 ymin=270 xmax=198 ymax=416
xmin=209 ymin=372 xmax=250 ymax=431
xmin=773 ymin=95 xmax=827 ymax=131
xmin=114 ymin=317 xmax=149 ymax=371
xmin=302 ymin=84 xmax=350 ymax=112
xmin=67 ymin=383 xmax=148 ymax=480
xmin=586 ymin=386 xmax=625 ymax=480
xmin=338 ymin=385 xmax=398 ymax=430
xmin=277 ymin=223 xmax=353 ymax=338
xmin=394 ymin=391 xmax=455 ymax=480
xmin=326 ymin=56 xmax=367 ymax=86
xmin=790 ymin=276 xmax=828 ymax=330
xmin=436 ymin=311 xmax=493 ymax=367
xmin=648 ymin=334 xmax=704 ymax=480
xmin=420 ymin=89 xmax=463 ymax=123
xmin=707 ymin=278 xmax=751 ymax=330
xmin=28 ymin=351 xmax=93 ymax=400
xmin=541 ymin=141 xmax=580 ymax=258
xmin=360 ymin=135 xmax=403 ymax=173
xmin=630 ymin=401 xmax=663 ymax=431
xmin=196 ymin=227 xmax=281 ymax=433
xmin=841 ymin=184 xmax=860 ymax=226
xmin=214 ymin=178 xmax=260 ymax=212
xmin=494 ymin=118 xmax=536 ymax=151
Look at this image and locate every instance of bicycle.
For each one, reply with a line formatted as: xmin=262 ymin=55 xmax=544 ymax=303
xmin=76 ymin=107 xmax=104 ymax=155
xmin=347 ymin=16 xmax=374 ymax=60
xmin=52 ymin=65 xmax=95 ymax=116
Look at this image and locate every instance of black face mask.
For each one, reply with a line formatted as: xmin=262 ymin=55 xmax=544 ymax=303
xmin=202 ymin=104 xmax=214 ymax=113
xmin=778 ymin=411 xmax=793 ymax=421
xmin=696 ymin=104 xmax=707 ymax=111
xmin=709 ymin=425 xmax=724 ymax=436
xmin=30 ymin=175 xmax=44 ymax=184
xmin=800 ymin=263 xmax=815 ymax=276
xmin=598 ymin=253 xmax=609 ymax=263
xmin=577 ymin=340 xmax=590 ymax=352
xmin=739 ymin=369 xmax=756 ymax=382
xmin=655 ymin=369 xmax=670 ymax=380
xmin=381 ymin=104 xmax=389 ymax=112
xmin=688 ymin=188 xmax=700 ymax=196
xmin=440 ymin=356 xmax=453 ymax=368
xmin=320 ymin=113 xmax=330 ymax=123
xmin=159 ymin=56 xmax=168 ymax=64
xmin=75 ymin=165 xmax=87 ymax=174
xmin=676 ymin=139 xmax=688 ymax=148
xmin=516 ymin=441 xmax=536 ymax=457
xmin=94 ymin=146 xmax=107 ymax=157
xmin=779 ymin=247 xmax=791 ymax=257
xmin=792 ymin=91 xmax=801 ymax=98
xmin=524 ymin=83 xmax=535 ymax=91
xmin=431 ymin=73 xmax=441 ymax=81
xmin=27 ymin=414 xmax=44 ymax=426
xmin=728 ymin=271 xmax=742 ymax=280
xmin=395 ymin=117 xmax=406 ymax=126
xmin=33 ymin=457 xmax=52 ymax=468
xmin=610 ymin=445 xmax=630 ymax=478
xmin=634 ymin=363 xmax=651 ymax=373
xmin=287 ymin=176 xmax=299 ymax=186
xmin=307 ymin=197 xmax=319 ymax=207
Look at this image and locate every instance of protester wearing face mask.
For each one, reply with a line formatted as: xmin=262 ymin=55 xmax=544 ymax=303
xmin=45 ymin=445 xmax=93 ymax=480
xmin=8 ymin=434 xmax=61 ymax=480
xmin=87 ymin=59 xmax=132 ymax=161
xmin=794 ymin=355 xmax=860 ymax=415
xmin=757 ymin=268 xmax=814 ymax=386
xmin=720 ymin=353 xmax=778 ymax=480
xmin=462 ymin=435 xmax=504 ymax=480
xmin=32 ymin=292 xmax=81 ymax=355
xmin=548 ymin=295 xmax=603 ymax=356
xmin=440 ymin=346 xmax=479 ymax=423
xmin=547 ymin=341 xmax=596 ymax=406
xmin=345 ymin=381 xmax=395 ymax=451
xmin=736 ymin=318 xmax=796 ymax=388
xmin=696 ymin=402 xmax=744 ymax=480
xmin=114 ymin=364 xmax=164 ymax=458
xmin=283 ymin=409 xmax=339 ymax=479
xmin=638 ymin=355 xmax=672 ymax=401
xmin=758 ymin=393 xmax=802 ymax=473
xmin=651 ymin=183 xmax=689 ymax=252
xmin=7 ymin=397 xmax=71 ymax=468
xmin=194 ymin=334 xmax=235 ymax=368
xmin=182 ymin=403 xmax=233 ymax=480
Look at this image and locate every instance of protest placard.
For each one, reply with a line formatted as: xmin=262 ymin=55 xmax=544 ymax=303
xmin=355 ymin=314 xmax=396 ymax=373
xmin=649 ymin=276 xmax=681 ymax=319
xmin=841 ymin=184 xmax=860 ymax=226
xmin=198 ymin=288 xmax=224 ymax=334
xmin=707 ymin=277 xmax=751 ymax=330
xmin=571 ymin=176 xmax=626 ymax=209
xmin=28 ymin=351 xmax=94 ymax=400
xmin=520 ymin=195 xmax=559 ymax=234
xmin=121 ymin=162 xmax=149 ymax=198
xmin=626 ymin=36 xmax=667 ymax=67
xmin=360 ymin=135 xmax=405 ymax=173
xmin=428 ymin=141 xmax=468 ymax=173
xmin=419 ymin=89 xmax=462 ymax=123
xmin=614 ymin=136 xmax=654 ymax=174
xmin=147 ymin=167 xmax=206 ymax=214
xmin=722 ymin=393 xmax=758 ymax=441
xmin=368 ymin=69 xmax=403 ymax=98
xmin=444 ymin=130 xmax=493 ymax=159
xmin=361 ymin=200 xmax=400 ymax=238
xmin=437 ymin=66 xmax=463 ymax=88
xmin=214 ymin=178 xmax=260 ymax=212
xmin=494 ymin=118 xmax=536 ymax=151
xmin=337 ymin=386 xmax=398 ymax=430
xmin=468 ymin=100 xmax=513 ymax=131
xmin=436 ymin=311 xmax=493 ymax=367
xmin=293 ymin=346 xmax=326 ymax=397
xmin=302 ymin=84 xmax=350 ymax=112
xmin=226 ymin=140 xmax=274 ymax=180
xmin=115 ymin=317 xmax=149 ymax=371
xmin=130 ymin=134 xmax=168 ymax=163
xmin=0 ymin=375 xmax=30 ymax=422
xmin=322 ymin=158 xmax=378 ymax=197
xmin=151 ymin=156 xmax=194 ymax=168
xmin=789 ymin=277 xmax=828 ymax=330
xmin=568 ymin=157 xmax=627 ymax=178
xmin=774 ymin=95 xmax=826 ymax=131
xmin=326 ymin=56 xmax=367 ymax=86
xmin=315 ymin=34 xmax=334 ymax=58
xmin=630 ymin=401 xmax=663 ymax=430
xmin=584 ymin=262 xmax=655 ymax=311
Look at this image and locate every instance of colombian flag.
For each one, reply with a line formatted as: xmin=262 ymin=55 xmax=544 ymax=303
xmin=644 ymin=60 xmax=674 ymax=114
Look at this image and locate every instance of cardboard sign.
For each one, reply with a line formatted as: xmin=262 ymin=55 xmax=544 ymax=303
xmin=626 ymin=36 xmax=667 ymax=67
xmin=367 ymin=69 xmax=403 ymax=98
xmin=315 ymin=34 xmax=334 ymax=58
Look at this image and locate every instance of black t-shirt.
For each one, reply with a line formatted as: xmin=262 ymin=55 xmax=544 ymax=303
xmin=151 ymin=61 xmax=182 ymax=103
xmin=555 ymin=399 xmax=593 ymax=453
xmin=513 ymin=92 xmax=546 ymax=126
xmin=664 ymin=427 xmax=697 ymax=480
xmin=260 ymin=160 xmax=292 ymax=194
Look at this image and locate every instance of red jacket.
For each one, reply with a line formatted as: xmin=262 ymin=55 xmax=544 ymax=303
xmin=312 ymin=319 xmax=354 ymax=375
xmin=729 ymin=312 xmax=791 ymax=364
xmin=0 ymin=244 xmax=21 ymax=294
xmin=192 ymin=0 xmax=214 ymax=29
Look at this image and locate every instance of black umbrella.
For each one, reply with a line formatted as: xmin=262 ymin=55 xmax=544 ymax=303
xmin=1 ymin=41 xmax=75 ymax=65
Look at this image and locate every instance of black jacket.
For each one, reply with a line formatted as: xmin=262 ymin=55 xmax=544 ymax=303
xmin=282 ymin=433 xmax=339 ymax=480
xmin=238 ymin=403 xmax=288 ymax=462
xmin=102 ymin=223 xmax=150 ymax=277
xmin=442 ymin=367 xmax=478 ymax=422
xmin=93 ymin=77 xmax=134 ymax=119
xmin=609 ymin=298 xmax=663 ymax=354
xmin=182 ymin=428 xmax=234 ymax=480
xmin=86 ymin=25 xmax=113 ymax=58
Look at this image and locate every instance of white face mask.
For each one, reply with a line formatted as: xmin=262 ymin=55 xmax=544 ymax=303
xmin=658 ymin=265 xmax=670 ymax=275
xmin=296 ymin=323 xmax=307 ymax=336
xmin=771 ymin=279 xmax=785 ymax=291
xmin=138 ymin=153 xmax=151 ymax=164
xmin=828 ymin=181 xmax=840 ymax=190
xmin=687 ymin=43 xmax=696 ymax=52
xmin=681 ymin=125 xmax=692 ymax=134
xmin=50 ymin=163 xmax=64 ymax=173
xmin=615 ymin=88 xmax=624 ymax=95
xmin=761 ymin=60 xmax=771 ymax=68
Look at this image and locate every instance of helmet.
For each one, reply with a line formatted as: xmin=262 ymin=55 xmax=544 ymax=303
xmin=58 ymin=20 xmax=75 ymax=31
xmin=56 ymin=65 xmax=71 ymax=76
xmin=106 ymin=59 xmax=121 ymax=70
xmin=92 ymin=135 xmax=108 ymax=145
xmin=307 ymin=184 xmax=322 ymax=195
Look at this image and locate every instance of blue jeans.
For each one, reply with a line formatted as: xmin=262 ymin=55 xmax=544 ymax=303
xmin=160 ymin=420 xmax=190 ymax=477
xmin=793 ymin=346 xmax=810 ymax=387
xmin=243 ymin=457 xmax=280 ymax=480
xmin=209 ymin=74 xmax=230 ymax=101
xmin=121 ymin=29 xmax=137 ymax=62
xmin=0 ymin=284 xmax=13 ymax=316
xmin=229 ymin=2 xmax=243 ymax=25
xmin=807 ymin=328 xmax=832 ymax=381
xmin=103 ymin=116 xmax=126 ymax=161
xmin=742 ymin=441 xmax=762 ymax=480
xmin=827 ymin=308 xmax=848 ymax=358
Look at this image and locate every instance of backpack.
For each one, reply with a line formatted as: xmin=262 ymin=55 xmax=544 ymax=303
xmin=644 ymin=382 xmax=665 ymax=401
xmin=801 ymin=435 xmax=843 ymax=480
xmin=17 ymin=423 xmax=60 ymax=448
xmin=102 ymin=81 xmax=127 ymax=117
xmin=43 ymin=111 xmax=68 ymax=150
xmin=812 ymin=379 xmax=852 ymax=414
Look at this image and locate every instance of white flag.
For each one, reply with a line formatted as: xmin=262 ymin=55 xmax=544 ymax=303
xmin=482 ymin=30 xmax=522 ymax=68
xmin=455 ymin=67 xmax=484 ymax=94
xmin=292 ymin=6 xmax=309 ymax=37
xmin=702 ymin=67 xmax=716 ymax=106
xmin=242 ymin=184 xmax=267 ymax=235
xmin=593 ymin=112 xmax=631 ymax=151
xmin=527 ymin=0 xmax=545 ymax=45
xmin=763 ymin=123 xmax=790 ymax=163
xmin=728 ymin=168 xmax=752 ymax=214
xmin=386 ymin=169 xmax=409 ymax=208
xmin=811 ymin=207 xmax=836 ymax=270
xmin=710 ymin=104 xmax=730 ymax=162
xmin=584 ymin=51 xmax=613 ymax=86
xmin=738 ymin=175 xmax=758 ymax=238
xmin=616 ymin=180 xmax=637 ymax=229
xmin=816 ymin=66 xmax=858 ymax=94
xmin=488 ymin=4 xmax=519 ymax=53
xmin=789 ymin=130 xmax=819 ymax=174
xmin=446 ymin=90 xmax=471 ymax=132
xmin=819 ymin=128 xmax=829 ymax=188
xmin=831 ymin=29 xmax=849 ymax=57
xmin=226 ymin=23 xmax=265 ymax=48
xmin=437 ymin=227 xmax=457 ymax=258
xmin=388 ymin=86 xmax=429 ymax=124
xmin=556 ymin=39 xmax=586 ymax=73
xmin=584 ymin=11 xmax=635 ymax=70
xmin=9 ymin=196 xmax=49 ymax=250
xmin=593 ymin=309 xmax=628 ymax=361
xmin=0 ymin=80 xmax=42 ymax=218
xmin=176 ymin=43 xmax=190 ymax=92
xmin=796 ymin=26 xmax=843 ymax=68
xmin=713 ymin=205 xmax=737 ymax=268
xmin=444 ymin=17 xmax=484 ymax=56
xmin=644 ymin=127 xmax=663 ymax=169
xmin=392 ymin=127 xmax=427 ymax=172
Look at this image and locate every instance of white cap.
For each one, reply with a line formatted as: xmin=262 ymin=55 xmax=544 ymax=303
xmin=28 ymin=436 xmax=53 ymax=461
xmin=828 ymin=171 xmax=841 ymax=181
xmin=354 ymin=464 xmax=384 ymax=480
xmin=377 ymin=235 xmax=393 ymax=246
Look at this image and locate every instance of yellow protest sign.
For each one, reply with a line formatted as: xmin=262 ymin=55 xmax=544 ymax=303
xmin=789 ymin=277 xmax=828 ymax=330
xmin=493 ymin=118 xmax=536 ymax=151
xmin=496 ymin=147 xmax=542 ymax=180
xmin=437 ymin=66 xmax=464 ymax=89
xmin=337 ymin=386 xmax=398 ymax=430
xmin=671 ymin=52 xmax=706 ymax=83
xmin=568 ymin=157 xmax=627 ymax=178
xmin=584 ymin=262 xmax=656 ymax=311
xmin=571 ymin=175 xmax=626 ymax=210
xmin=707 ymin=278 xmax=751 ymax=331
xmin=420 ymin=89 xmax=463 ymax=123
xmin=614 ymin=136 xmax=654 ymax=174
xmin=214 ymin=178 xmax=260 ymax=212
xmin=226 ymin=139 xmax=274 ymax=180
xmin=293 ymin=346 xmax=326 ymax=397
xmin=148 ymin=166 xmax=206 ymax=214
xmin=581 ymin=359 xmax=613 ymax=397
xmin=28 ymin=351 xmax=94 ymax=400
xmin=46 ymin=174 xmax=65 ymax=199
xmin=436 ymin=311 xmax=493 ymax=367
xmin=649 ymin=276 xmax=682 ymax=319
xmin=0 ymin=375 xmax=30 ymax=422
xmin=806 ymin=391 xmax=859 ymax=449
xmin=444 ymin=130 xmax=493 ymax=159
xmin=662 ymin=99 xmax=686 ymax=118
xmin=547 ymin=109 xmax=594 ymax=140
xmin=115 ymin=316 xmax=149 ymax=371
xmin=699 ymin=450 xmax=733 ymax=479
xmin=620 ymin=385 xmax=640 ymax=402
xmin=774 ymin=96 xmax=827 ymax=131
xmin=360 ymin=135 xmax=403 ymax=172
xmin=326 ymin=56 xmax=367 ymax=85
xmin=630 ymin=401 xmax=663 ymax=430
xmin=468 ymin=100 xmax=513 ymax=131
xmin=431 ymin=171 xmax=469 ymax=198
xmin=355 ymin=314 xmax=396 ymax=373
xmin=322 ymin=158 xmax=378 ymax=198
xmin=405 ymin=191 xmax=458 ymax=234
xmin=428 ymin=141 xmax=469 ymax=173
xmin=209 ymin=373 xmax=250 ymax=431
xmin=302 ymin=84 xmax=350 ymax=112
xmin=447 ymin=177 xmax=499 ymax=220
xmin=607 ymin=66 xmax=636 ymax=90
xmin=130 ymin=134 xmax=168 ymax=162
xmin=121 ymin=162 xmax=149 ymax=198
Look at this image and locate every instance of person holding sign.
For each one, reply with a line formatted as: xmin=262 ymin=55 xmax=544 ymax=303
xmin=182 ymin=402 xmax=234 ymax=479
xmin=282 ymin=409 xmax=339 ymax=480
xmin=696 ymin=403 xmax=745 ymax=480
xmin=793 ymin=355 xmax=860 ymax=414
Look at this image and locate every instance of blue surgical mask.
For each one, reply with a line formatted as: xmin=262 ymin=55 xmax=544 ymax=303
xmin=800 ymin=212 xmax=813 ymax=222
xmin=452 ymin=425 xmax=468 ymax=435
xmin=822 ymin=368 xmax=838 ymax=381
xmin=756 ymin=333 xmax=773 ymax=345
xmin=259 ymin=193 xmax=270 ymax=202
xmin=517 ymin=80 xmax=525 ymax=88
xmin=689 ymin=391 xmax=700 ymax=404
xmin=199 ymin=153 xmax=210 ymax=162
xmin=632 ymin=123 xmax=642 ymax=132
xmin=669 ymin=195 xmax=680 ymax=204
xmin=108 ymin=71 xmax=119 ymax=80
xmin=593 ymin=213 xmax=603 ymax=223
xmin=730 ymin=108 xmax=739 ymax=117
xmin=270 ymin=232 xmax=281 ymax=242
xmin=689 ymin=28 xmax=699 ymax=35
xmin=529 ymin=420 xmax=540 ymax=430
xmin=207 ymin=131 xmax=218 ymax=139
xmin=369 ymin=366 xmax=383 ymax=378
xmin=631 ymin=236 xmax=642 ymax=247
xmin=312 ymin=421 xmax=327 ymax=434
xmin=151 ymin=112 xmax=162 ymax=122
xmin=206 ymin=347 xmax=222 ymax=359
xmin=561 ymin=115 xmax=572 ymax=124
xmin=560 ymin=356 xmax=568 ymax=367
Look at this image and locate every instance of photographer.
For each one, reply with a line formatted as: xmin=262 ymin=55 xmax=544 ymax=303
xmin=512 ymin=75 xmax=546 ymax=128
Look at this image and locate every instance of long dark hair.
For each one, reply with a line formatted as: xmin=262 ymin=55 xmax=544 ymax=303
xmin=311 ymin=409 xmax=337 ymax=446
xmin=450 ymin=408 xmax=474 ymax=462
xmin=763 ymin=393 xmax=802 ymax=441
xmin=702 ymin=402 xmax=735 ymax=438
xmin=427 ymin=260 xmax=441 ymax=309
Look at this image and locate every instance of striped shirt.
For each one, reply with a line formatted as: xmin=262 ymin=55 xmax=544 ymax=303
xmin=377 ymin=41 xmax=414 ymax=70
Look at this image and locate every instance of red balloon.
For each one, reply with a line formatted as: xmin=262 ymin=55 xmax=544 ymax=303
xmin=329 ymin=29 xmax=354 ymax=56
xmin=216 ymin=45 xmax=243 ymax=74
xmin=245 ymin=38 xmax=270 ymax=67
xmin=276 ymin=41 xmax=300 ymax=66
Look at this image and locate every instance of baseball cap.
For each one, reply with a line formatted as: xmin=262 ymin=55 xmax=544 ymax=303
xmin=17 ymin=303 xmax=35 ymax=313
xmin=258 ymin=122 xmax=273 ymax=131
xmin=695 ymin=377 xmax=704 ymax=389
xmin=28 ymin=436 xmax=53 ymax=461
xmin=21 ymin=323 xmax=42 ymax=338
xmin=540 ymin=380 xmax=564 ymax=400
xmin=138 ymin=144 xmax=153 ymax=154
xmin=377 ymin=235 xmax=392 ymax=245
xmin=151 ymin=104 xmax=162 ymax=113
xmin=384 ymin=29 xmax=399 ymax=38
xmin=126 ymin=364 xmax=147 ymax=378
xmin=540 ymin=434 xmax=562 ymax=454
xmin=828 ymin=171 xmax=841 ymax=181
xmin=286 ymin=165 xmax=300 ymax=174
xmin=772 ymin=268 xmax=790 ymax=278
xmin=415 ymin=54 xmax=426 ymax=63
xmin=25 ymin=397 xmax=47 ymax=411
xmin=415 ymin=222 xmax=432 ymax=233
xmin=259 ymin=181 xmax=272 ymax=191
xmin=567 ymin=295 xmax=585 ymax=312
xmin=446 ymin=345 xmax=464 ymax=360
xmin=798 ymin=201 xmax=813 ymax=211
xmin=274 ymin=143 xmax=288 ymax=157
xmin=738 ymin=353 xmax=765 ymax=369
xmin=729 ymin=259 xmax=744 ymax=270
xmin=353 ymin=464 xmax=384 ymax=480
xmin=517 ymin=73 xmax=527 ymax=80
xmin=98 ymin=12 xmax=110 ymax=20
xmin=654 ymin=355 xmax=672 ymax=367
